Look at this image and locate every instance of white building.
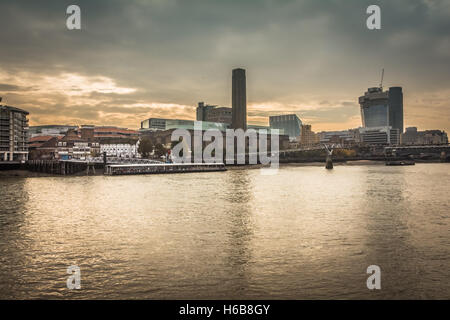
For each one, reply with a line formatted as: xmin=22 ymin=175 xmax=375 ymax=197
xmin=56 ymin=141 xmax=100 ymax=160
xmin=317 ymin=129 xmax=360 ymax=144
xmin=359 ymin=126 xmax=400 ymax=145
xmin=100 ymin=140 xmax=139 ymax=158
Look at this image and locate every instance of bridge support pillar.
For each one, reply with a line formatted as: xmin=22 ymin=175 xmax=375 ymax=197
xmin=325 ymin=155 xmax=333 ymax=169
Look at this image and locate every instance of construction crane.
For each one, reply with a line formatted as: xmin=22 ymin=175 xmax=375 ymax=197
xmin=379 ymin=68 xmax=384 ymax=89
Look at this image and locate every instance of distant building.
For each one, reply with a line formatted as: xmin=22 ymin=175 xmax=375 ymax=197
xmin=29 ymin=125 xmax=78 ymax=137
xmin=205 ymin=107 xmax=232 ymax=124
xmin=231 ymin=68 xmax=247 ymax=130
xmin=417 ymin=130 xmax=448 ymax=145
xmin=28 ymin=135 xmax=60 ymax=160
xmin=247 ymin=124 xmax=270 ymax=131
xmin=0 ymin=104 xmax=29 ymax=162
xmin=401 ymin=127 xmax=419 ymax=145
xmin=245 ymin=124 xmax=285 ymax=135
xmin=359 ymin=126 xmax=400 ymax=145
xmin=359 ymin=86 xmax=403 ymax=133
xmin=94 ymin=126 xmax=139 ymax=139
xmin=139 ymin=129 xmax=176 ymax=147
xmin=196 ymin=102 xmax=217 ymax=122
xmin=141 ymin=118 xmax=166 ymax=131
xmin=80 ymin=125 xmax=95 ymax=141
xmin=388 ymin=87 xmax=404 ymax=134
xmin=100 ymin=139 xmax=139 ymax=158
xmin=401 ymin=127 xmax=448 ymax=145
xmin=359 ymin=87 xmax=389 ymax=128
xmin=196 ymin=101 xmax=232 ymax=125
xmin=56 ymin=141 xmax=100 ymax=160
xmin=141 ymin=118 xmax=229 ymax=132
xmin=269 ymin=114 xmax=302 ymax=141
xmin=28 ymin=125 xmax=139 ymax=160
xmin=29 ymin=125 xmax=138 ymax=140
xmin=55 ymin=128 xmax=100 ymax=160
xmin=300 ymin=124 xmax=319 ymax=146
xmin=317 ymin=129 xmax=360 ymax=145
xmin=71 ymin=141 xmax=100 ymax=160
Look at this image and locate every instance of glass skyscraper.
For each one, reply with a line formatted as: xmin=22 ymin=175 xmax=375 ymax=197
xmin=269 ymin=114 xmax=302 ymax=140
xmin=388 ymin=87 xmax=404 ymax=133
xmin=359 ymin=86 xmax=404 ymax=133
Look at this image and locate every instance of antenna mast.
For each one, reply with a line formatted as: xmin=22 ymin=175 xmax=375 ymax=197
xmin=379 ymin=68 xmax=384 ymax=89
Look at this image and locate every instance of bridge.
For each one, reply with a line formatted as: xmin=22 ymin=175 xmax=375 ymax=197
xmin=385 ymin=145 xmax=450 ymax=160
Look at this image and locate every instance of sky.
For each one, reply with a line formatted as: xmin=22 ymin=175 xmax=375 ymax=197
xmin=0 ymin=0 xmax=449 ymax=132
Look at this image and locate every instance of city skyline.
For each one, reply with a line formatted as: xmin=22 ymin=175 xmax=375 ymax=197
xmin=0 ymin=0 xmax=449 ymax=132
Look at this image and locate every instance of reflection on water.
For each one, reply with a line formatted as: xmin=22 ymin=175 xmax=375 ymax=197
xmin=0 ymin=164 xmax=449 ymax=299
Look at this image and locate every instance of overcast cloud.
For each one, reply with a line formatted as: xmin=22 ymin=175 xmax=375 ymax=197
xmin=0 ymin=0 xmax=449 ymax=131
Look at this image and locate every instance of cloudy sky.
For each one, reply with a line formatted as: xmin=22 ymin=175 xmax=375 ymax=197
xmin=0 ymin=0 xmax=449 ymax=132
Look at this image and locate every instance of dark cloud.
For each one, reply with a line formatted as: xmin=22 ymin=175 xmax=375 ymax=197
xmin=0 ymin=83 xmax=32 ymax=91
xmin=0 ymin=0 xmax=449 ymax=131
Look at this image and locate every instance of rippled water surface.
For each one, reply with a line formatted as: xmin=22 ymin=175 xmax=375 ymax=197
xmin=0 ymin=163 xmax=449 ymax=299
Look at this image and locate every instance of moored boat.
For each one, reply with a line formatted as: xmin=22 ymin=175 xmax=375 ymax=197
xmin=385 ymin=160 xmax=415 ymax=166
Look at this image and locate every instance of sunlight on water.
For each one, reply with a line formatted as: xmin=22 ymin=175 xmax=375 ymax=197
xmin=0 ymin=163 xmax=449 ymax=299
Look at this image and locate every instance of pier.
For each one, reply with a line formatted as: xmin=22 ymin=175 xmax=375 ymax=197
xmin=27 ymin=159 xmax=103 ymax=175
xmin=26 ymin=160 xmax=226 ymax=176
xmin=26 ymin=158 xmax=165 ymax=175
xmin=105 ymin=163 xmax=226 ymax=175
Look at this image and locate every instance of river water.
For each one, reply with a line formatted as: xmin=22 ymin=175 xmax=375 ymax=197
xmin=0 ymin=163 xmax=449 ymax=299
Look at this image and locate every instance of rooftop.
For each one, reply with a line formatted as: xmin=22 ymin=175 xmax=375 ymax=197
xmin=0 ymin=105 xmax=29 ymax=115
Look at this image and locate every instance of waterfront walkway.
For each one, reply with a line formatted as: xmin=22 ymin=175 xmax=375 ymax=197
xmin=105 ymin=163 xmax=226 ymax=175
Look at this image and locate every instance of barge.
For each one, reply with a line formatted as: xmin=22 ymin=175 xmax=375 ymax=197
xmin=385 ymin=160 xmax=415 ymax=166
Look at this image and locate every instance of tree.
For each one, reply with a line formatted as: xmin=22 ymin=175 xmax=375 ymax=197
xmin=91 ymin=149 xmax=100 ymax=158
xmin=171 ymin=138 xmax=184 ymax=157
xmin=154 ymin=143 xmax=167 ymax=159
xmin=138 ymin=137 xmax=154 ymax=158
